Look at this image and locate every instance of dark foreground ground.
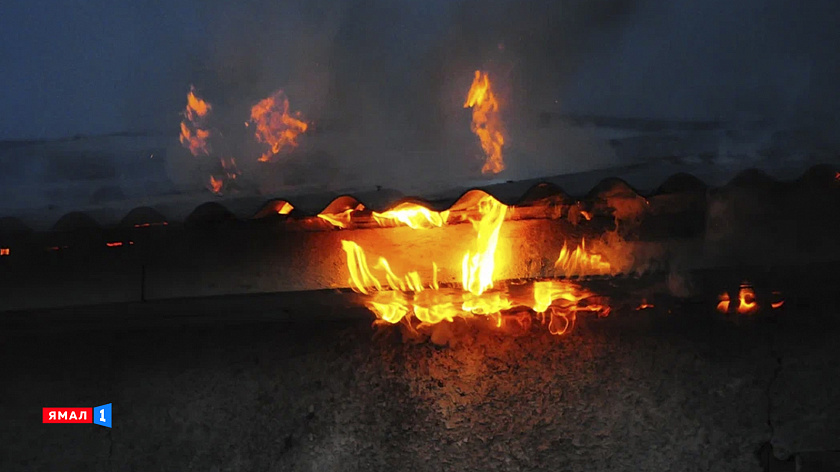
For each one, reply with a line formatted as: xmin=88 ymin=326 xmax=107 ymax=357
xmin=2 ymin=271 xmax=839 ymax=472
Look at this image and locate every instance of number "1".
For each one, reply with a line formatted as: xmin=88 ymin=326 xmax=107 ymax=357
xmin=99 ymin=409 xmax=106 ymax=423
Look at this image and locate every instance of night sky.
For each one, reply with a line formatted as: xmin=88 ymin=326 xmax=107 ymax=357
xmin=1 ymin=0 xmax=839 ymax=140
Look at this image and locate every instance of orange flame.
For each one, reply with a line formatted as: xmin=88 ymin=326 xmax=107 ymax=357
xmin=461 ymin=197 xmax=507 ymax=295
xmin=250 ymin=90 xmax=308 ymax=162
xmin=554 ymin=239 xmax=611 ymax=277
xmin=0 ymin=247 xmax=9 ymax=256
xmin=717 ymin=284 xmax=761 ymax=314
xmin=341 ymin=195 xmax=608 ymax=336
xmin=464 ymin=70 xmax=505 ymax=174
xmin=636 ymin=300 xmax=654 ymax=310
xmin=716 ymin=292 xmax=731 ymax=313
xmin=737 ymin=284 xmax=758 ymax=314
xmin=209 ymin=176 xmax=223 ymax=195
xmin=372 ymin=203 xmax=450 ymax=229
xmin=771 ymin=291 xmax=784 ymax=309
xmin=317 ymin=206 xmax=364 ymax=229
xmin=179 ymin=86 xmax=212 ymax=156
xmin=275 ymin=202 xmax=294 ymax=215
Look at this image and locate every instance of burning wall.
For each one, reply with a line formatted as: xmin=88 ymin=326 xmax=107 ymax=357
xmin=0 ymin=165 xmax=837 ymax=323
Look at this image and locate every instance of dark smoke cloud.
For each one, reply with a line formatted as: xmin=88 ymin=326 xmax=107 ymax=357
xmin=2 ymin=0 xmax=840 ymax=195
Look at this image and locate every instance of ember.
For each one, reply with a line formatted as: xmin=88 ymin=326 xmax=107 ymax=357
xmin=736 ymin=283 xmax=758 ymax=314
xmin=716 ymin=283 xmax=777 ymax=314
xmin=208 ymin=176 xmax=224 ymax=195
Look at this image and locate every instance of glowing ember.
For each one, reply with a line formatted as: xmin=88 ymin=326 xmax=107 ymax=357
xmin=372 ymin=203 xmax=450 ymax=229
xmin=275 ymin=202 xmax=294 ymax=215
xmin=771 ymin=291 xmax=785 ymax=309
xmin=717 ymin=284 xmax=762 ymax=314
xmin=464 ymin=70 xmax=505 ymax=174
xmin=636 ymin=300 xmax=654 ymax=310
xmin=208 ymin=176 xmax=224 ymax=195
xmin=737 ymin=283 xmax=758 ymax=314
xmin=249 ymin=90 xmax=308 ymax=162
xmin=554 ymin=239 xmax=611 ymax=277
xmin=716 ymin=292 xmax=731 ymax=313
xmin=0 ymin=247 xmax=9 ymax=256
xmin=134 ymin=222 xmax=168 ymax=228
xmin=341 ymin=195 xmax=608 ymax=336
xmin=179 ymin=86 xmax=212 ymax=156
xmin=221 ymin=157 xmax=240 ymax=180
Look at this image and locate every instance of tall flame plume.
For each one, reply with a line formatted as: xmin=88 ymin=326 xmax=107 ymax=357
xmin=464 ymin=70 xmax=505 ymax=175
xmin=179 ymin=86 xmax=212 ymax=156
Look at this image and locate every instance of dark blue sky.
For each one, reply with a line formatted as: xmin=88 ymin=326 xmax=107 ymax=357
xmin=1 ymin=0 xmax=838 ymax=140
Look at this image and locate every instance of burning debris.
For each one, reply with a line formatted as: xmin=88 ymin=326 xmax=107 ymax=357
xmin=716 ymin=283 xmax=783 ymax=315
xmin=339 ymin=195 xmax=610 ymax=339
xmin=179 ymin=86 xmax=212 ymax=157
xmin=178 ymin=87 xmax=310 ymax=195
xmin=249 ymin=90 xmax=309 ymax=163
xmin=464 ymin=70 xmax=505 ymax=175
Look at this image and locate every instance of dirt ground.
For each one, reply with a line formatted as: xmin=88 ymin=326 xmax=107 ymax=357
xmin=1 ymin=271 xmax=839 ymax=471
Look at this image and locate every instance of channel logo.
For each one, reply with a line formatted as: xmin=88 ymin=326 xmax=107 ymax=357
xmin=42 ymin=403 xmax=112 ymax=428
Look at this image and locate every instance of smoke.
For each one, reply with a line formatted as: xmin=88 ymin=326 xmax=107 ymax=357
xmin=3 ymin=0 xmax=840 ymax=201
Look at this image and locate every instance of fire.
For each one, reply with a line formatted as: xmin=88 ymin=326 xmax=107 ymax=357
xmin=341 ymin=195 xmax=609 ymax=336
xmin=221 ymin=157 xmax=240 ymax=180
xmin=209 ymin=176 xmax=223 ymax=195
xmin=317 ymin=205 xmax=364 ymax=229
xmin=554 ymin=239 xmax=611 ymax=276
xmin=372 ymin=203 xmax=450 ymax=229
xmin=716 ymin=292 xmax=731 ymax=313
xmin=636 ymin=299 xmax=654 ymax=310
xmin=736 ymin=284 xmax=758 ymax=314
xmin=464 ymin=70 xmax=505 ymax=174
xmin=771 ymin=291 xmax=784 ymax=309
xmin=249 ymin=90 xmax=308 ymax=162
xmin=716 ymin=283 xmax=762 ymax=314
xmin=179 ymin=86 xmax=212 ymax=156
xmin=275 ymin=202 xmax=294 ymax=215
xmin=0 ymin=247 xmax=9 ymax=256
xmin=461 ymin=196 xmax=507 ymax=295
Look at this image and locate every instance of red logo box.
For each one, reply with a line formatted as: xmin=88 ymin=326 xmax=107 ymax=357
xmin=43 ymin=407 xmax=93 ymax=424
